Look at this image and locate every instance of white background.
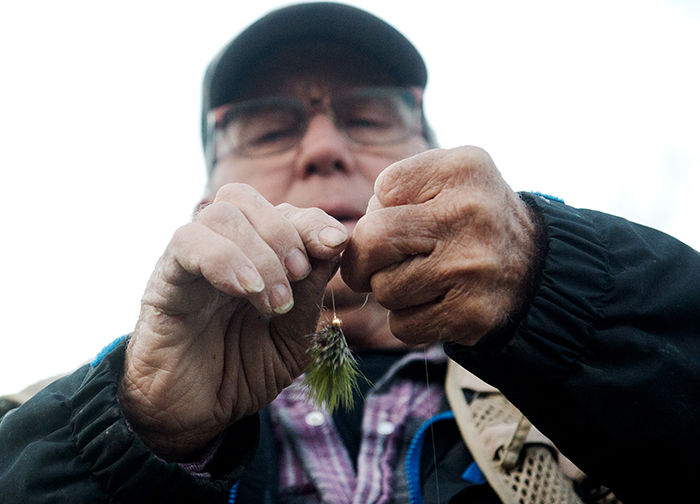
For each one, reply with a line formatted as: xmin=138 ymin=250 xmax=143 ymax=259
xmin=1 ymin=0 xmax=699 ymax=394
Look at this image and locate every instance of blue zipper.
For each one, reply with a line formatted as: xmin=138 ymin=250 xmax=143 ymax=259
xmin=405 ymin=411 xmax=455 ymax=504
xmin=228 ymin=481 xmax=239 ymax=503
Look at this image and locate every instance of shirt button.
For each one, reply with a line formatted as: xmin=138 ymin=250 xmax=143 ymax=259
xmin=377 ymin=421 xmax=395 ymax=435
xmin=305 ymin=411 xmax=325 ymax=426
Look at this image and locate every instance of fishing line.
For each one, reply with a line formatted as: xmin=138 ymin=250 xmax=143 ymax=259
xmin=424 ymin=347 xmax=441 ymax=503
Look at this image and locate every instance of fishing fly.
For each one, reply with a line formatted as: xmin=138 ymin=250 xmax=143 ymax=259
xmin=303 ymin=315 xmax=365 ymax=413
xmin=302 ymin=291 xmax=367 ymax=413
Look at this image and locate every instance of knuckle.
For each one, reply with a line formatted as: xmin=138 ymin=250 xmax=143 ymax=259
xmin=171 ymin=222 xmax=198 ymax=246
xmin=372 ymin=289 xmax=395 ymax=310
xmin=195 ymin=200 xmax=245 ymax=227
xmin=445 ymin=290 xmax=495 ymax=341
xmin=454 ymin=144 xmax=487 ymax=161
xmin=369 ymin=270 xmax=406 ymax=310
xmin=275 ymin=202 xmax=296 ymax=214
xmin=429 ymin=146 xmax=484 ymax=183
xmin=192 ymin=200 xmax=211 ymax=218
xmin=276 ymin=205 xmax=332 ymax=230
xmin=310 ymin=206 xmax=330 ymax=219
xmin=300 ymin=206 xmax=332 ymax=222
xmin=458 ymin=146 xmax=495 ymax=176
xmin=439 ymin=195 xmax=480 ymax=226
xmin=351 ymin=214 xmax=384 ymax=249
xmin=374 ymin=165 xmax=403 ymax=199
xmin=370 ymin=277 xmax=390 ymax=306
xmin=388 ymin=315 xmax=425 ymax=345
xmin=214 ymin=182 xmax=258 ymax=203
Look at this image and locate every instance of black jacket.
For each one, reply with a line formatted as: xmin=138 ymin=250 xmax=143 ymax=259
xmin=1 ymin=193 xmax=698 ymax=503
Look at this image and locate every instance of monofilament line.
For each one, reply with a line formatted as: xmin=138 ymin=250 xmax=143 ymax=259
xmin=424 ymin=347 xmax=441 ymax=503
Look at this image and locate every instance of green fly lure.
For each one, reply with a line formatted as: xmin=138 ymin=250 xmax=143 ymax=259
xmin=303 ymin=316 xmax=366 ymax=413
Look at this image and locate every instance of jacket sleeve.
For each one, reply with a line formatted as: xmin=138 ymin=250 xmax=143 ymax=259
xmin=445 ymin=192 xmax=700 ymax=503
xmin=0 ymin=336 xmax=258 ymax=504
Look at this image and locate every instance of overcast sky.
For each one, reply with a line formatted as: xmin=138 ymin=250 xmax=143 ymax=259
xmin=1 ymin=0 xmax=698 ymax=394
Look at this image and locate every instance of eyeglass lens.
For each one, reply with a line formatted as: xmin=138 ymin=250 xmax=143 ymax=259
xmin=216 ymin=87 xmax=420 ymax=157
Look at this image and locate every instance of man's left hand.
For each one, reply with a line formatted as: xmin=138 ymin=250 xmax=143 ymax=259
xmin=341 ymin=146 xmax=538 ymax=347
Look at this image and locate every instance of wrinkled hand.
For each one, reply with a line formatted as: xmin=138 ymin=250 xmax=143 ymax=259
xmin=341 ymin=146 xmax=538 ymax=347
xmin=119 ymin=183 xmax=348 ymax=459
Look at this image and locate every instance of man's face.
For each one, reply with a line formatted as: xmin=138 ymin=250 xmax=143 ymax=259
xmin=204 ymin=46 xmax=429 ymax=308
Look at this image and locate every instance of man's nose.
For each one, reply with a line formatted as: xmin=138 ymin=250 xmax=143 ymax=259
xmin=294 ymin=114 xmax=355 ymax=178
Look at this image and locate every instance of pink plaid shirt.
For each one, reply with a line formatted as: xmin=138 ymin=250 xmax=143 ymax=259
xmin=269 ymin=345 xmax=446 ymax=504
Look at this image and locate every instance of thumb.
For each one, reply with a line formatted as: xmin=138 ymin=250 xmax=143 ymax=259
xmin=270 ymin=256 xmax=339 ymax=342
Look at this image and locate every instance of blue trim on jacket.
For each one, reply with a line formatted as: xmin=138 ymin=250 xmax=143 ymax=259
xmin=91 ymin=335 xmax=127 ymax=367
xmin=406 ymin=411 xmax=461 ymax=504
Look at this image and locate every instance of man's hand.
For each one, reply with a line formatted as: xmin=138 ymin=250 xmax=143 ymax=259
xmin=119 ymin=183 xmax=348 ymax=459
xmin=341 ymin=146 xmax=538 ymax=347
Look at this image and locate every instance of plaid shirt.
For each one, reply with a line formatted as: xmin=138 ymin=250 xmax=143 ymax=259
xmin=268 ymin=345 xmax=447 ymax=504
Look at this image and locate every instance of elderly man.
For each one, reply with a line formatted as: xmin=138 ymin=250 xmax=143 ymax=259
xmin=1 ymin=3 xmax=699 ymax=503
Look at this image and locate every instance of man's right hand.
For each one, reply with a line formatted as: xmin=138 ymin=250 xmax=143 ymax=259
xmin=118 ymin=183 xmax=349 ymax=460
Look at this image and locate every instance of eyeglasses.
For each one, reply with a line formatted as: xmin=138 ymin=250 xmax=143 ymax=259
xmin=209 ymin=86 xmax=423 ymax=159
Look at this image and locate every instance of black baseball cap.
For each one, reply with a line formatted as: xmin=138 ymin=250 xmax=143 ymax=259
xmin=201 ymin=2 xmax=428 ymax=168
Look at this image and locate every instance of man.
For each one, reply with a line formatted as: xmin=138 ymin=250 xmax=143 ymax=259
xmin=1 ymin=3 xmax=699 ymax=503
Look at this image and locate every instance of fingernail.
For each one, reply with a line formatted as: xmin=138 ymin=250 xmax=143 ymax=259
xmin=285 ymin=248 xmax=311 ymax=279
xmin=319 ymin=226 xmax=348 ymax=247
xmin=237 ymin=266 xmax=264 ymax=293
xmin=270 ymin=283 xmax=294 ymax=314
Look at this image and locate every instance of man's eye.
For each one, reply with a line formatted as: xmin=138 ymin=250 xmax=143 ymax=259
xmin=345 ymin=116 xmax=390 ymax=129
xmin=250 ymin=127 xmax=299 ymax=145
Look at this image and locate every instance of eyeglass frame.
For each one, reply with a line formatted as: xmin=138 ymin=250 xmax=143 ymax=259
xmin=204 ymin=85 xmax=431 ymax=167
